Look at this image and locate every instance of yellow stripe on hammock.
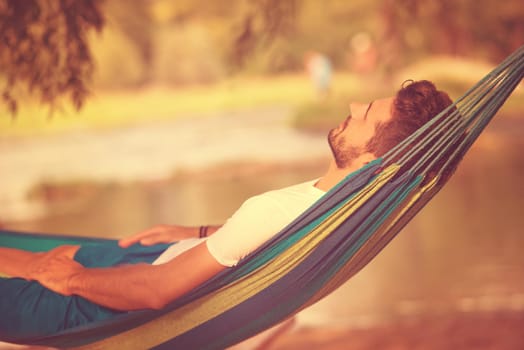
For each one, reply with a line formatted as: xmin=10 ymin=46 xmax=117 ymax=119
xmin=75 ymin=166 xmax=400 ymax=350
xmin=302 ymin=175 xmax=440 ymax=309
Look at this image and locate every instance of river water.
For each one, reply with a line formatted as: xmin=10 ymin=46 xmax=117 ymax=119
xmin=2 ymin=108 xmax=523 ymax=329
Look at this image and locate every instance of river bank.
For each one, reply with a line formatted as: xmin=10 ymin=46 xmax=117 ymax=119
xmin=0 ymin=105 xmax=328 ymax=223
xmin=270 ymin=310 xmax=524 ymax=350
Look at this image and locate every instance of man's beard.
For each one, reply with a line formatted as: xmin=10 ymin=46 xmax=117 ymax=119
xmin=328 ymin=128 xmax=362 ymax=169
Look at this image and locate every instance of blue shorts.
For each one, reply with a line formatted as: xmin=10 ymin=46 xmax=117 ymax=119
xmin=0 ymin=241 xmax=170 ymax=341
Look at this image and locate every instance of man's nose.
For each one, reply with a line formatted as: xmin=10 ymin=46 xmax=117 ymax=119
xmin=350 ymin=103 xmax=367 ymax=120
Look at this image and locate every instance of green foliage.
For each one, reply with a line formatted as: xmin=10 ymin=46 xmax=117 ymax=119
xmin=0 ymin=0 xmax=104 ymax=114
xmin=381 ymin=0 xmax=524 ymax=65
xmin=152 ymin=23 xmax=226 ymax=85
xmin=89 ymin=28 xmax=148 ymax=88
xmin=2 ymin=0 xmax=523 ymax=114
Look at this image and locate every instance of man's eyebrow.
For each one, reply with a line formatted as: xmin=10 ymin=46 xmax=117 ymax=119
xmin=364 ymin=101 xmax=374 ymax=120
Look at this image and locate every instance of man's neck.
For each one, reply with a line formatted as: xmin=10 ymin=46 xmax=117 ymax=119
xmin=315 ymin=153 xmax=375 ymax=191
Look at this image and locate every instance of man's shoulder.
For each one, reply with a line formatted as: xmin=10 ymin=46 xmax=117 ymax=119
xmin=261 ymin=179 xmax=324 ymax=201
xmin=242 ymin=179 xmax=324 ymax=216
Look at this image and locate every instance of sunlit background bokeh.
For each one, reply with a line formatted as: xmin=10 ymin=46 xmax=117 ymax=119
xmin=1 ymin=1 xmax=523 ymax=349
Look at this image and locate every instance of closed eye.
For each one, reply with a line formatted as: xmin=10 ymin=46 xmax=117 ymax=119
xmin=364 ymin=101 xmax=374 ymax=121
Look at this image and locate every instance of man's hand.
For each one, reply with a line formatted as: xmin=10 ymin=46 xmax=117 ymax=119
xmin=26 ymin=245 xmax=83 ymax=296
xmin=118 ymin=224 xmax=196 ymax=248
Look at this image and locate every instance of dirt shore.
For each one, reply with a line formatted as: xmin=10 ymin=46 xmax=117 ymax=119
xmin=270 ymin=311 xmax=524 ymax=350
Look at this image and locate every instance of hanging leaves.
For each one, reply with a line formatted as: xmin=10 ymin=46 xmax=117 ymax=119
xmin=0 ymin=0 xmax=104 ymax=115
xmin=230 ymin=0 xmax=297 ymax=68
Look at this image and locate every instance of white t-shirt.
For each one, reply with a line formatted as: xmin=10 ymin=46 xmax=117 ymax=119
xmin=153 ymin=180 xmax=324 ymax=267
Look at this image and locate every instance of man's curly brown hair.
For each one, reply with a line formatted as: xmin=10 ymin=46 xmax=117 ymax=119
xmin=366 ymin=80 xmax=453 ymax=156
xmin=366 ymin=80 xmax=460 ymax=184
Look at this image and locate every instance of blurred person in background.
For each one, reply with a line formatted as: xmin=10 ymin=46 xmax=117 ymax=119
xmin=304 ymin=51 xmax=332 ymax=99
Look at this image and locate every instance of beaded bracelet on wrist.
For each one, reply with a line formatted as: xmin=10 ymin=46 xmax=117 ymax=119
xmin=199 ymin=226 xmax=209 ymax=238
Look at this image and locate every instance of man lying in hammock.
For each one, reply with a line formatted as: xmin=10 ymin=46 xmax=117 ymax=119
xmin=0 ymin=80 xmax=454 ymax=339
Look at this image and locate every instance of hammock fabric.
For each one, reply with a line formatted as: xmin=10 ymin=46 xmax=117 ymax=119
xmin=1 ymin=45 xmax=523 ymax=349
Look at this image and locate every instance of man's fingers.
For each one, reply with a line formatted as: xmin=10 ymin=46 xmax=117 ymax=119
xmin=119 ymin=225 xmax=181 ymax=248
xmin=139 ymin=232 xmax=170 ymax=246
xmin=118 ymin=238 xmax=135 ymax=248
xmin=118 ymin=230 xmax=154 ymax=247
xmin=139 ymin=238 xmax=156 ymax=246
xmin=119 ymin=227 xmax=166 ymax=247
xmin=49 ymin=245 xmax=80 ymax=258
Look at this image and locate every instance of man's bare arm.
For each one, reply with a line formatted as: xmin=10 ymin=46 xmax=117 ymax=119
xmin=33 ymin=242 xmax=225 ymax=311
xmin=0 ymin=245 xmax=79 ymax=279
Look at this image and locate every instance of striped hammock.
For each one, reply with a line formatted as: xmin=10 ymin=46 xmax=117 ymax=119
xmin=1 ymin=45 xmax=522 ymax=349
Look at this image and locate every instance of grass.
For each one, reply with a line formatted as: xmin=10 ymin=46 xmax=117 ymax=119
xmin=0 ymin=74 xmax=364 ymax=138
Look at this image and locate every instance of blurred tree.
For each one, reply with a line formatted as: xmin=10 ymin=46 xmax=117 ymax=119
xmin=0 ymin=0 xmax=104 ymax=115
xmin=380 ymin=0 xmax=524 ymax=68
xmin=230 ymin=0 xmax=297 ymax=68
xmin=2 ymin=0 xmax=520 ymax=113
xmin=90 ymin=26 xmax=148 ymax=88
xmin=147 ymin=0 xmax=300 ymax=78
xmin=152 ymin=23 xmax=226 ymax=84
xmin=148 ymin=0 xmax=232 ymax=84
xmin=90 ymin=0 xmax=153 ymax=88
xmin=102 ymin=0 xmax=153 ymax=85
xmin=293 ymin=0 xmax=379 ymax=71
xmin=227 ymin=0 xmax=380 ymax=74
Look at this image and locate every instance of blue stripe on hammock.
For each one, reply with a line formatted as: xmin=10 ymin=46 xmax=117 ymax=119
xmin=156 ymin=168 xmax=412 ymax=349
